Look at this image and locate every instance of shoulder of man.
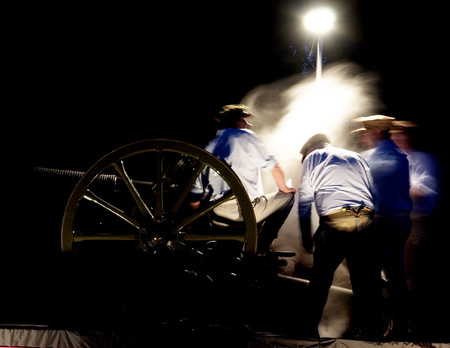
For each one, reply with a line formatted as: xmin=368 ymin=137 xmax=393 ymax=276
xmin=223 ymin=128 xmax=258 ymax=139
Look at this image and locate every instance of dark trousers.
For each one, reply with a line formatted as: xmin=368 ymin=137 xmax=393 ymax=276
xmin=212 ymin=191 xmax=295 ymax=254
xmin=303 ymin=219 xmax=383 ymax=334
xmin=376 ymin=215 xmax=412 ymax=330
xmin=256 ymin=192 xmax=295 ymax=253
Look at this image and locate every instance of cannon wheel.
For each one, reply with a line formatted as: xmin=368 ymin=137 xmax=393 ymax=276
xmin=61 ymin=139 xmax=258 ymax=258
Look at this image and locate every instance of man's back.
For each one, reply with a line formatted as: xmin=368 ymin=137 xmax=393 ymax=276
xmin=365 ymin=139 xmax=412 ymax=216
xmin=299 ymin=144 xmax=375 ymax=216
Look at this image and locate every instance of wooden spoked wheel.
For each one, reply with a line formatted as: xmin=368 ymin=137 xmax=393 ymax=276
xmin=61 ymin=139 xmax=257 ymax=259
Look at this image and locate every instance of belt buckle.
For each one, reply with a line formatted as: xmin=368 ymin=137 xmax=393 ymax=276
xmin=343 ymin=206 xmax=366 ymax=217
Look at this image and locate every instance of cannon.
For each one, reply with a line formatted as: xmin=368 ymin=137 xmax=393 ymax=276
xmin=54 ymin=138 xmax=299 ymax=270
xmin=35 ymin=139 xmax=297 ymax=326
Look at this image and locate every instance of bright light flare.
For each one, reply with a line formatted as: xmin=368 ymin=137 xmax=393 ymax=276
xmin=304 ymin=7 xmax=336 ymax=34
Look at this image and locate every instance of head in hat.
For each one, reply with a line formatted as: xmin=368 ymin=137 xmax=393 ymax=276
xmin=214 ymin=104 xmax=254 ymax=129
xmin=389 ymin=120 xmax=418 ymax=133
xmin=352 ymin=114 xmax=395 ymax=131
xmin=300 ymin=133 xmax=331 ymax=163
xmin=389 ymin=120 xmax=419 ymax=151
xmin=349 ymin=127 xmax=370 ymax=151
xmin=352 ymin=115 xmax=396 ymax=149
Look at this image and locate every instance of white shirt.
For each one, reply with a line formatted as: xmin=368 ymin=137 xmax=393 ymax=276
xmin=298 ymin=144 xmax=375 ymax=218
xmin=191 ymin=128 xmax=278 ymax=200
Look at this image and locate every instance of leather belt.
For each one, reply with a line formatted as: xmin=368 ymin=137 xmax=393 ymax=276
xmin=321 ymin=206 xmax=374 ymax=232
xmin=325 ymin=206 xmax=373 ymax=218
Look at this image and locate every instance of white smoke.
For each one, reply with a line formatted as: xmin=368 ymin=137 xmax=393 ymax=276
xmin=243 ymin=62 xmax=380 ymax=171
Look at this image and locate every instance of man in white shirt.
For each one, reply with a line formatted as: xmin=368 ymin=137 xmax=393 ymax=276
xmin=190 ymin=104 xmax=296 ymax=255
xmin=296 ymin=133 xmax=382 ymax=341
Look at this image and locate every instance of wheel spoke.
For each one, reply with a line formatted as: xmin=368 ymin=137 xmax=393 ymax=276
xmin=154 ymin=150 xmax=164 ymax=220
xmin=183 ymin=234 xmax=245 ymax=242
xmin=171 ymin=159 xmax=207 ymax=215
xmin=176 ymin=191 xmax=236 ymax=231
xmin=73 ymin=234 xmax=139 ymax=242
xmin=83 ymin=190 xmax=143 ymax=230
xmin=113 ymin=161 xmax=154 ymax=220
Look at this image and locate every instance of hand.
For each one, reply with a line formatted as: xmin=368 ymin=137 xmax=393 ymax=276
xmin=279 ymin=186 xmax=296 ymax=194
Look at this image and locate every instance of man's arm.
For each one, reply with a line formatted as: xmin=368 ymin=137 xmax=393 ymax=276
xmin=298 ymin=198 xmax=313 ymax=254
xmin=271 ymin=164 xmax=296 ymax=193
xmin=299 ymin=217 xmax=313 ymax=254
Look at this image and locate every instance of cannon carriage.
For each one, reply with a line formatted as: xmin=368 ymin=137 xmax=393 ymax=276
xmin=57 ymin=138 xmax=294 ymax=282
xmin=50 ymin=139 xmax=297 ymax=334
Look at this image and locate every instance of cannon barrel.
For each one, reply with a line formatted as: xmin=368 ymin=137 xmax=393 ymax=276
xmin=34 ymin=167 xmax=155 ymax=187
xmin=34 ymin=167 xmax=117 ymax=183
